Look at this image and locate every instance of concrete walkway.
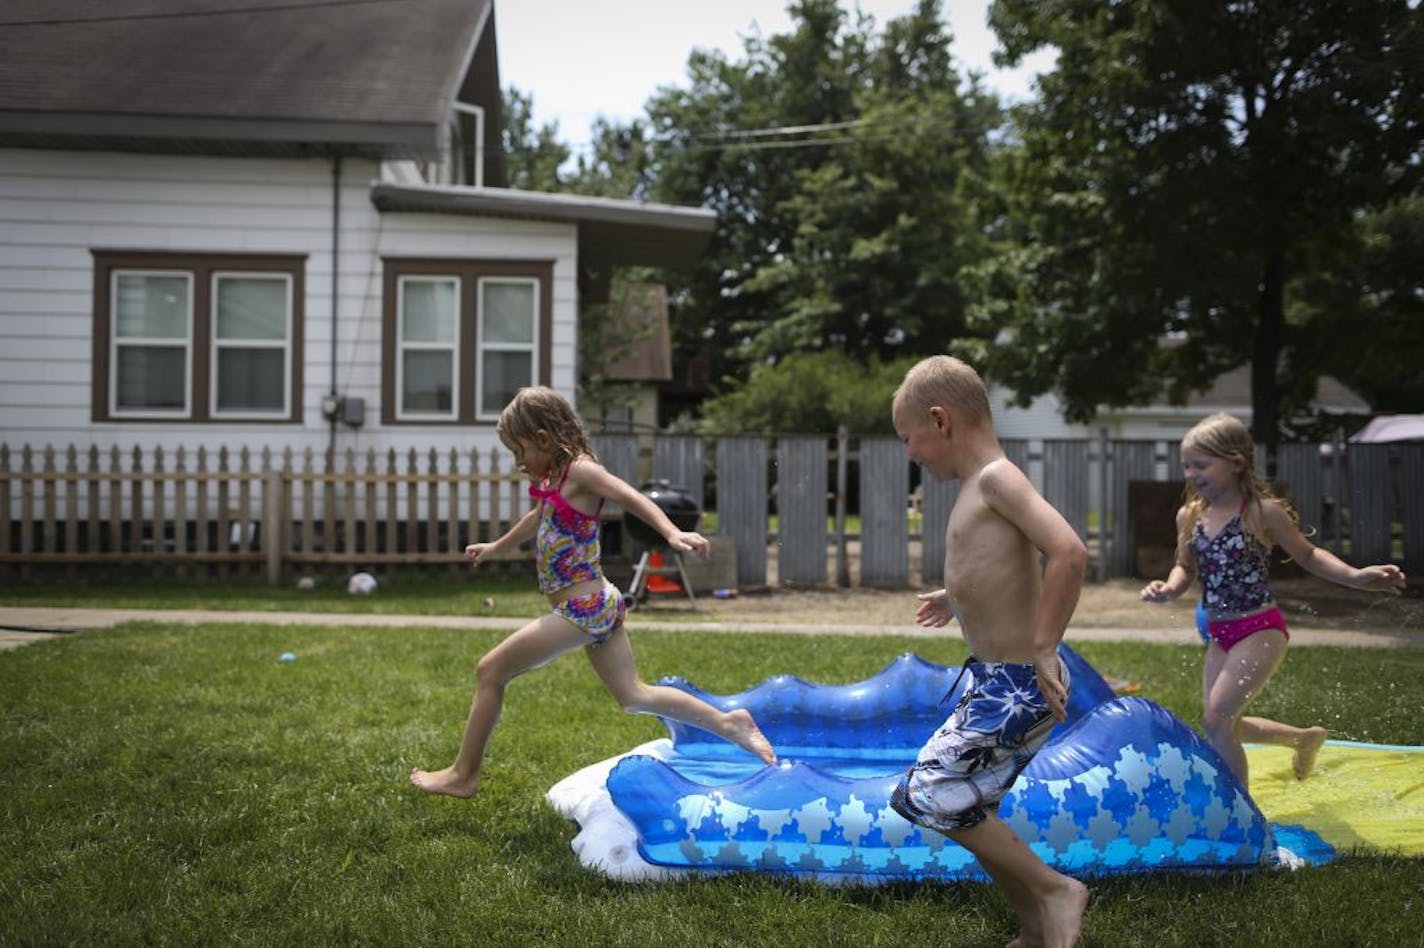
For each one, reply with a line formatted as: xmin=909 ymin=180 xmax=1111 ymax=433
xmin=2 ymin=606 xmax=1420 ymax=651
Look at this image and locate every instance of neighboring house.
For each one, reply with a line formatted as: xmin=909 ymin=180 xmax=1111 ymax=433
xmin=1351 ymin=414 xmax=1424 ymax=443
xmin=0 ymin=0 xmax=715 ymax=461
xmin=991 ymin=365 xmax=1370 ymax=443
xmin=581 ymin=282 xmax=673 ymax=434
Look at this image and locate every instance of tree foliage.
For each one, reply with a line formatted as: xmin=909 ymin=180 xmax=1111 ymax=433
xmin=694 ymin=350 xmax=917 ymax=435
xmin=968 ymin=0 xmax=1423 ymax=446
xmin=643 ymin=0 xmax=1003 ymax=392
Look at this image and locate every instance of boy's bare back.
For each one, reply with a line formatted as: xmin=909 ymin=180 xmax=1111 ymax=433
xmin=944 ymin=458 xmax=1049 ymax=662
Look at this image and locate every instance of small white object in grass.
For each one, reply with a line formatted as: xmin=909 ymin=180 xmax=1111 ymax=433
xmin=296 ymin=576 xmax=317 ymax=592
xmin=279 ymin=651 xmax=297 ymax=663
xmin=346 ymin=571 xmax=378 ymax=595
xmin=482 ymin=597 xmax=496 ymax=609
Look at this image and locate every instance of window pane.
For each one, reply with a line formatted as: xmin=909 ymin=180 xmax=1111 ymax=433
xmin=481 ymin=349 xmax=532 ymax=413
xmin=216 ymin=348 xmax=285 ymax=411
xmin=116 ymin=345 xmax=186 ymax=410
xmin=403 ymin=351 xmax=454 ymax=412
xmin=481 ymin=281 xmax=534 ymax=343
xmin=402 ymin=280 xmax=457 ymax=342
xmin=216 ymin=276 xmax=287 ymax=340
xmin=116 ymin=274 xmax=188 ymax=338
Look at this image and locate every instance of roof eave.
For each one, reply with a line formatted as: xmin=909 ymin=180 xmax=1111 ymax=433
xmin=370 ymin=183 xmax=717 ymax=270
xmin=0 ymin=111 xmax=441 ymax=159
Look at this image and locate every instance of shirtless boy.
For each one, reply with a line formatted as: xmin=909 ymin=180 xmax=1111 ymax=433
xmin=888 ymin=355 xmax=1089 ymax=948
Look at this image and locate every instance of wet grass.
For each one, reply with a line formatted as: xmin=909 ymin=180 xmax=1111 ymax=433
xmin=1 ymin=626 xmax=1421 ymax=946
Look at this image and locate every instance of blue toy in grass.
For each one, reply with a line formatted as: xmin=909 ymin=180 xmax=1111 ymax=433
xmin=546 ymin=645 xmax=1331 ymax=883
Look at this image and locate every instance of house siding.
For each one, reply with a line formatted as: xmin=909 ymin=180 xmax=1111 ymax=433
xmin=0 ymin=148 xmax=578 ymax=459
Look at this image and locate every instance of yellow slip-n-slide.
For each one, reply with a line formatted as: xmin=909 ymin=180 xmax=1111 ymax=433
xmin=1246 ymin=741 xmax=1424 ymax=856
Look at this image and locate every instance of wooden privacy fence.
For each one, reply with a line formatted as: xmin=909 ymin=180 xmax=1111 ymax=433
xmin=0 ymin=443 xmax=523 ymax=583
xmin=3 ymin=435 xmax=1420 ymax=587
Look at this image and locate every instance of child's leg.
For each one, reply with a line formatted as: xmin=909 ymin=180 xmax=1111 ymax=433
xmin=1201 ymin=630 xmax=1288 ymax=783
xmin=946 ymin=814 xmax=1088 ymax=948
xmin=1237 ymin=716 xmax=1329 ymax=780
xmin=585 ymin=629 xmax=776 ymax=765
xmin=411 ymin=613 xmax=591 ymax=797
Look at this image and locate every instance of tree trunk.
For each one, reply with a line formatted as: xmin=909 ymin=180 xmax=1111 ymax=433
xmin=1251 ymin=245 xmax=1286 ymax=473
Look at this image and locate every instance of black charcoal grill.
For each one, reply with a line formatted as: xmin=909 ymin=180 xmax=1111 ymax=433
xmin=624 ymin=480 xmax=701 ymax=607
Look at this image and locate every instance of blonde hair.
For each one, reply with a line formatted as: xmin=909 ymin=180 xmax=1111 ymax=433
xmin=1176 ymin=412 xmax=1295 ymax=554
xmin=893 ymin=355 xmax=992 ymax=424
xmin=496 ymin=386 xmax=596 ymax=470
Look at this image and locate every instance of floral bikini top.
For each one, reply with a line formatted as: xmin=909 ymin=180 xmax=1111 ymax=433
xmin=529 ymin=464 xmax=604 ymax=595
xmin=1192 ymin=505 xmax=1274 ymax=618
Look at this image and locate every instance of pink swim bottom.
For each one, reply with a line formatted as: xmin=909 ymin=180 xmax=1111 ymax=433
xmin=1204 ymin=604 xmax=1289 ymax=652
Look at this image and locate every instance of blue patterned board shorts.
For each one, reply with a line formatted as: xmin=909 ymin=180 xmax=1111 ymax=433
xmin=552 ymin=580 xmax=626 ymax=646
xmin=891 ymin=658 xmax=1068 ymax=833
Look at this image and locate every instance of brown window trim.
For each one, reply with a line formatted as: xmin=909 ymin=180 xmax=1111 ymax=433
xmin=381 ymin=257 xmax=554 ymax=426
xmin=91 ymin=250 xmax=306 ymax=424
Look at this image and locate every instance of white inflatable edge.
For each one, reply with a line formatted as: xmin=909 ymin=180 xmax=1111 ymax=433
xmin=546 ymin=739 xmax=689 ymax=882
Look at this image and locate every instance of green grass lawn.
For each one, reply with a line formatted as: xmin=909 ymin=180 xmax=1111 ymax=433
xmin=2 ymin=624 xmax=1421 ymax=946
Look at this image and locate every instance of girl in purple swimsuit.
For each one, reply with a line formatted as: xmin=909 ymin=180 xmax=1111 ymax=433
xmin=411 ymin=386 xmax=776 ymax=799
xmin=1141 ymin=413 xmax=1406 ymax=784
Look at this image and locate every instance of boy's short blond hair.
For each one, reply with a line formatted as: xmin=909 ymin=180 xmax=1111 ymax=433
xmin=893 ymin=355 xmax=992 ymax=423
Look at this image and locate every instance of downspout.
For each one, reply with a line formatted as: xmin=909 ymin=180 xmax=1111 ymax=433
xmin=328 ymin=155 xmax=342 ymax=454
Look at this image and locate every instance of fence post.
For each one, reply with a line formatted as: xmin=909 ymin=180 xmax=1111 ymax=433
xmin=1096 ymin=428 xmax=1110 ymax=581
xmin=264 ymin=468 xmax=284 ymax=585
xmin=834 ymin=426 xmax=850 ymax=588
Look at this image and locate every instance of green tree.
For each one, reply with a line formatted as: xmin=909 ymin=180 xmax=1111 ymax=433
xmin=501 ymin=87 xmax=570 ymax=191
xmin=645 ymin=0 xmax=1002 ymax=389
xmin=970 ymin=0 xmax=1422 ymax=451
xmin=1291 ymin=195 xmax=1424 ymax=414
xmin=695 ymin=350 xmax=917 ymax=434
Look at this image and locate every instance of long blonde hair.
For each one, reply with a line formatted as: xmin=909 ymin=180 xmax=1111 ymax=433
xmin=1175 ymin=413 xmax=1295 ymax=554
xmin=496 ymin=386 xmax=596 ymax=472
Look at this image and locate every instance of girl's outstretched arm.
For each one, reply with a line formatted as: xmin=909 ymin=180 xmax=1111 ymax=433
xmin=1142 ymin=507 xmax=1197 ymax=602
xmin=565 ymin=460 xmax=711 ymax=559
xmin=466 ymin=506 xmax=539 ymax=566
xmin=1261 ymin=499 xmax=1407 ymax=593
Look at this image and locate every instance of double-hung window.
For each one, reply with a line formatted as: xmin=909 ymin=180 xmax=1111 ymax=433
xmin=92 ymin=252 xmax=304 ymax=423
xmin=382 ymin=259 xmax=552 ymax=425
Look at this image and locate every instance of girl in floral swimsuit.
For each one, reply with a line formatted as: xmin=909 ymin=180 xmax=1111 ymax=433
xmin=1141 ymin=413 xmax=1406 ymax=784
xmin=411 ymin=386 xmax=776 ymax=799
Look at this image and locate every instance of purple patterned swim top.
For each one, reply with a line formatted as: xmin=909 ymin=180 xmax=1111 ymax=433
xmin=528 ymin=465 xmax=604 ymax=596
xmin=1193 ymin=507 xmax=1274 ymax=618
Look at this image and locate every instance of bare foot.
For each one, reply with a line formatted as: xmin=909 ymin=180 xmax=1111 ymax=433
xmin=1037 ymin=877 xmax=1089 ymax=948
xmin=409 ymin=765 xmax=478 ymax=798
xmin=727 ymin=709 xmax=777 ymax=765
xmin=1292 ymin=727 xmax=1328 ymax=780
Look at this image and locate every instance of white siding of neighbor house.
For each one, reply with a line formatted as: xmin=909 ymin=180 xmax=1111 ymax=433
xmin=988 ymin=386 xmax=1089 ymax=440
xmin=0 ymin=148 xmax=578 ymax=461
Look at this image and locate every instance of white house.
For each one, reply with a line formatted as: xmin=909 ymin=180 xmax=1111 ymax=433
xmin=0 ymin=0 xmax=714 ymax=463
xmin=991 ymin=364 xmax=1370 ymax=444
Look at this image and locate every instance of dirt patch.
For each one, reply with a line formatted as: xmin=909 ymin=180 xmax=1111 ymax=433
xmin=642 ymin=576 xmax=1423 ymax=636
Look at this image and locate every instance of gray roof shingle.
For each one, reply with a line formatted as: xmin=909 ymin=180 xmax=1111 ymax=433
xmin=0 ymin=0 xmax=497 ymax=159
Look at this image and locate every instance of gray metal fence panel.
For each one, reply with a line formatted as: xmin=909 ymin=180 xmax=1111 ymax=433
xmin=920 ymin=477 xmax=957 ymax=587
xmin=1042 ymin=439 xmax=1091 ymax=543
xmin=859 ymin=437 xmax=909 ymax=586
xmin=1275 ymin=443 xmax=1324 ymax=540
xmin=1111 ymin=440 xmax=1159 ymax=577
xmin=1347 ymin=443 xmax=1393 ymax=563
xmin=1400 ymin=444 xmax=1424 ymax=574
xmin=776 ymin=436 xmax=828 ymax=585
xmin=652 ymin=436 xmax=705 ymax=511
xmin=715 ymin=436 xmax=768 ymax=587
xmin=1003 ymin=438 xmax=1029 ymax=473
xmin=591 ymin=434 xmax=639 ymax=518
